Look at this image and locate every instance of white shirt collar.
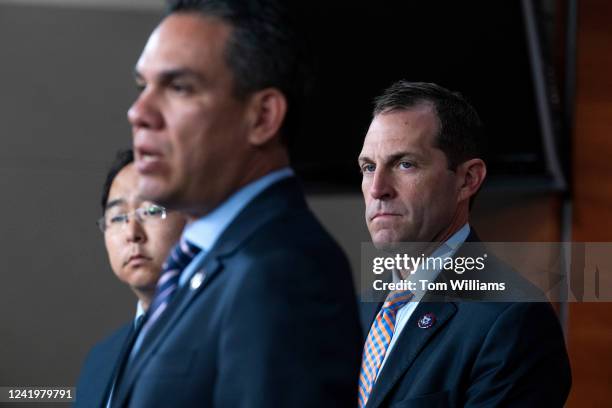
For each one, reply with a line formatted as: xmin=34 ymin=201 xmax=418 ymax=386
xmin=183 ymin=167 xmax=294 ymax=252
xmin=392 ymin=223 xmax=471 ymax=291
xmin=134 ymin=300 xmax=146 ymax=327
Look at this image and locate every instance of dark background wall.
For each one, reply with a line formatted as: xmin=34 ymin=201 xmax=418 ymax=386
xmin=0 ymin=1 xmax=609 ymax=406
xmin=0 ymin=2 xmax=162 ymax=386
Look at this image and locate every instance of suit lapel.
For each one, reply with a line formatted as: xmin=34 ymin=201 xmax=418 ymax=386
xmin=359 ymin=271 xmax=393 ymax=337
xmin=88 ymin=321 xmax=140 ymax=408
xmin=132 ymin=255 xmax=223 ymax=358
xmin=111 ymin=255 xmax=223 ymax=408
xmin=365 ymin=301 xmax=457 ymax=408
xmin=359 ymin=300 xmax=383 ymax=337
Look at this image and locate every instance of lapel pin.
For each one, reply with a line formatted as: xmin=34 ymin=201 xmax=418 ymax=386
xmin=417 ymin=312 xmax=436 ymax=329
xmin=190 ymin=271 xmax=206 ymax=290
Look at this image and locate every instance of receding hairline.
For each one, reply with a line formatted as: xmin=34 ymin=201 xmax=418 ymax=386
xmin=373 ymin=101 xmax=442 ymax=141
xmin=374 ymin=100 xmax=437 ymax=117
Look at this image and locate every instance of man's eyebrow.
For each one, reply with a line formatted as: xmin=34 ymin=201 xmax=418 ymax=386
xmin=358 ymin=155 xmax=373 ymax=165
xmin=133 ymin=68 xmax=205 ymax=83
xmin=358 ymin=152 xmax=422 ymax=165
xmin=104 ymin=198 xmax=125 ymax=211
xmin=386 ymin=152 xmax=422 ymax=163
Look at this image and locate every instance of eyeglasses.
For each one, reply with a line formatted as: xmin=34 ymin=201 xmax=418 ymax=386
xmin=97 ymin=204 xmax=167 ymax=233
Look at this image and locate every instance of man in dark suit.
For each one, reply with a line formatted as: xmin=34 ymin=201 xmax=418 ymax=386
xmin=357 ymin=81 xmax=571 ymax=407
xmin=109 ymin=1 xmax=362 ymax=407
xmin=75 ymin=150 xmax=186 ymax=407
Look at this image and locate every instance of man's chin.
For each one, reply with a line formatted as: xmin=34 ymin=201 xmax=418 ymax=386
xmin=373 ymin=240 xmax=403 ymax=251
xmin=129 ymin=276 xmax=158 ymax=293
xmin=371 ymin=232 xmax=401 ymax=250
xmin=371 ymin=230 xmax=426 ymax=252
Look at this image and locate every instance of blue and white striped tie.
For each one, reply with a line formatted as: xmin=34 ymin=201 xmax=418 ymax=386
xmin=139 ymin=237 xmax=201 ymax=340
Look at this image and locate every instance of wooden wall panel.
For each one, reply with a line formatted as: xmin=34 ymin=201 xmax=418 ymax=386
xmin=567 ymin=0 xmax=612 ymax=406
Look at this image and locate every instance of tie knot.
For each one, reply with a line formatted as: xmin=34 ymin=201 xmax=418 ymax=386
xmin=162 ymin=238 xmax=201 ymax=272
xmin=382 ymin=290 xmax=414 ymax=313
xmin=179 ymin=237 xmax=201 ymax=258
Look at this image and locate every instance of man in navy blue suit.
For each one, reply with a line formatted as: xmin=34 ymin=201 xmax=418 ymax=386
xmin=108 ymin=1 xmax=362 ymax=407
xmin=74 ymin=150 xmax=186 ymax=407
xmin=357 ymin=81 xmax=571 ymax=407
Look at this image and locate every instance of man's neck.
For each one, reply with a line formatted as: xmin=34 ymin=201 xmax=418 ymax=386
xmin=185 ymin=153 xmax=289 ymax=222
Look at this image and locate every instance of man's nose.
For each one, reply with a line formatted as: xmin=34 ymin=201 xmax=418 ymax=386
xmin=127 ymin=88 xmax=164 ymax=131
xmin=369 ymin=169 xmax=396 ymax=200
xmin=125 ymin=217 xmax=146 ymax=243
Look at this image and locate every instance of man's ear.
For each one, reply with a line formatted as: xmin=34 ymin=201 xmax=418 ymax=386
xmin=246 ymin=88 xmax=287 ymax=146
xmin=456 ymin=158 xmax=487 ymax=203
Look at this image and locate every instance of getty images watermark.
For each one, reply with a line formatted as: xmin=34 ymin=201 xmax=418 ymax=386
xmin=360 ymin=242 xmax=612 ymax=303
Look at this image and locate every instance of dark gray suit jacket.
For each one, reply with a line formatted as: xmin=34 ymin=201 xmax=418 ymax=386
xmin=360 ymin=232 xmax=571 ymax=407
xmin=74 ymin=322 xmax=134 ymax=407
xmin=111 ymin=177 xmax=363 ymax=407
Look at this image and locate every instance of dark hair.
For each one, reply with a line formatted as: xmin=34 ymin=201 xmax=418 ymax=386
xmin=373 ymin=81 xmax=485 ymax=170
xmin=166 ymin=0 xmax=310 ymax=142
xmin=100 ymin=149 xmax=134 ymax=212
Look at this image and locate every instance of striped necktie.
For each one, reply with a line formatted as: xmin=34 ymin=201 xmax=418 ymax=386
xmin=358 ymin=290 xmax=414 ymax=407
xmin=139 ymin=237 xmax=201 ymax=340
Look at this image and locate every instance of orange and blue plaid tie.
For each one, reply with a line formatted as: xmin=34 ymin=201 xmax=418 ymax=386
xmin=358 ymin=290 xmax=414 ymax=407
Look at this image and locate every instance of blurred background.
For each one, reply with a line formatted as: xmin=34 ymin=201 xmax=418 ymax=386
xmin=0 ymin=0 xmax=609 ymax=406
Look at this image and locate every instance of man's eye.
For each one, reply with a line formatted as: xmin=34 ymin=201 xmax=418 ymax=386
xmin=144 ymin=206 xmax=164 ymax=217
xmin=361 ymin=164 xmax=375 ymax=173
xmin=109 ymin=214 xmax=128 ymax=224
xmin=170 ymin=82 xmax=193 ymax=94
xmin=399 ymin=161 xmax=413 ymax=169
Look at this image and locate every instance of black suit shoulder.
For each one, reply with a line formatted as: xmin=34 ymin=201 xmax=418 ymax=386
xmin=212 ymin=194 xmax=362 ymax=407
xmin=116 ymin=178 xmax=363 ymax=408
xmin=365 ymin=231 xmax=571 ymax=407
xmin=74 ymin=323 xmax=132 ymax=408
xmin=86 ymin=323 xmax=132 ymax=357
xmin=458 ymin=301 xmax=571 ymax=407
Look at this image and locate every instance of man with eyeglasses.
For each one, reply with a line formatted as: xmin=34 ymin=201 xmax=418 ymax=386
xmin=74 ymin=149 xmax=185 ymax=407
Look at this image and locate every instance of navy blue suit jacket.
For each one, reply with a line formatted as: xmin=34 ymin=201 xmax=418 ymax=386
xmin=111 ymin=178 xmax=362 ymax=407
xmin=360 ymin=232 xmax=572 ymax=407
xmin=74 ymin=322 xmax=135 ymax=408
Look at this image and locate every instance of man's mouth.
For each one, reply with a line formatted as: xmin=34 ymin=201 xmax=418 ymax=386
xmin=125 ymin=254 xmax=152 ymax=266
xmin=135 ymin=148 xmax=164 ymax=174
xmin=141 ymin=153 xmax=158 ymax=163
xmin=371 ymin=212 xmax=401 ymax=221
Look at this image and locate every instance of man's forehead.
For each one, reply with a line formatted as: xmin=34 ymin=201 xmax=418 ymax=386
xmin=107 ymin=165 xmax=141 ymax=207
xmin=361 ymin=107 xmax=439 ymax=155
xmin=105 ymin=195 xmax=148 ymax=211
xmin=370 ymin=106 xmax=438 ymax=137
xmin=136 ymin=13 xmax=231 ymax=74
